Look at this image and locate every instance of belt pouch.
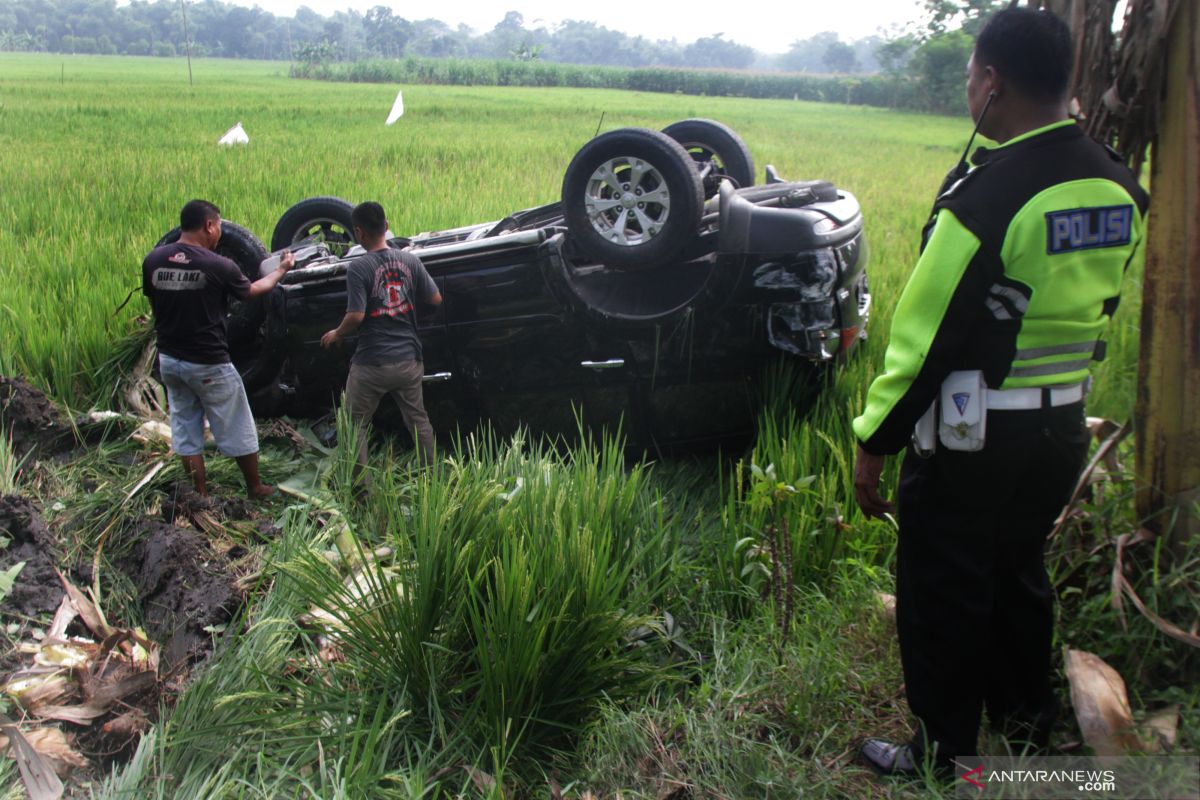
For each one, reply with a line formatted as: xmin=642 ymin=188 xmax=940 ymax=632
xmin=939 ymin=370 xmax=987 ymax=451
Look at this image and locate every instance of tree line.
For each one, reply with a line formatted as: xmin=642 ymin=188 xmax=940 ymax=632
xmin=0 ymin=0 xmax=891 ymax=71
xmin=0 ymin=0 xmax=1003 ymax=114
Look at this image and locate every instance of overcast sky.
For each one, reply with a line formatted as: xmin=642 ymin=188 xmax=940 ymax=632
xmin=234 ymin=0 xmax=926 ymax=54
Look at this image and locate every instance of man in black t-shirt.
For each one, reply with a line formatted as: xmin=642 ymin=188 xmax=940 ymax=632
xmin=321 ymin=201 xmax=441 ymax=478
xmin=142 ymin=199 xmax=294 ymax=498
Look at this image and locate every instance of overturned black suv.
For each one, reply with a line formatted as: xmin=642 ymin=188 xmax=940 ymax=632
xmin=157 ymin=120 xmax=870 ymax=452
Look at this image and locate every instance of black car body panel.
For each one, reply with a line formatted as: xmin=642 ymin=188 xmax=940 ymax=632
xmin=233 ymin=175 xmax=869 ymax=453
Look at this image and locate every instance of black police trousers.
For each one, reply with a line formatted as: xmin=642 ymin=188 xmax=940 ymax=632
xmin=895 ymin=402 xmax=1089 ymax=764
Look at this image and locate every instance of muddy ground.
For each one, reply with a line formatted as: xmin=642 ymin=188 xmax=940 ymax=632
xmin=0 ymin=494 xmax=66 ymax=618
xmin=0 ymin=375 xmax=75 ymax=461
xmin=122 ymin=518 xmax=245 ymax=671
xmin=0 ymin=493 xmax=249 ymax=673
xmin=1 ymin=377 xmax=267 ymax=665
xmin=0 ymin=376 xmax=280 ymax=780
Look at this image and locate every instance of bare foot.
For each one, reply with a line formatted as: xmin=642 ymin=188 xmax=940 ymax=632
xmin=247 ymin=483 xmax=277 ymax=500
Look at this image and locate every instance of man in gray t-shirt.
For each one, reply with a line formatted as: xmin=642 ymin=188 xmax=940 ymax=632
xmin=321 ymin=201 xmax=442 ymax=478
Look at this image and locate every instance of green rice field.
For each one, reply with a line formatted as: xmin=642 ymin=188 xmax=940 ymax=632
xmin=0 ymin=53 xmax=1185 ymax=799
xmin=0 ymin=53 xmax=1140 ymax=418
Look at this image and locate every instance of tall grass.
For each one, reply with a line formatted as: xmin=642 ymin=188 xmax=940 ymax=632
xmin=98 ymin=424 xmax=684 ymax=794
xmin=0 ymin=417 xmax=20 ymax=495
xmin=293 ymin=56 xmax=922 ymax=111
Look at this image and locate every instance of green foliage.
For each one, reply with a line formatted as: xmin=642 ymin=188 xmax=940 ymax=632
xmin=910 ymin=30 xmax=974 ymax=114
xmin=575 ymin=578 xmax=937 ymax=798
xmin=0 ymin=420 xmax=22 ymax=495
xmin=291 ymin=36 xmax=981 ymax=116
xmin=823 ymin=41 xmax=859 ymax=74
xmin=1049 ymin=444 xmax=1200 ymax=719
xmin=293 ymin=37 xmax=340 ymax=66
xmin=922 ymin=0 xmax=1004 ymax=39
xmin=783 ymin=31 xmax=882 ymax=74
xmin=291 ymin=54 xmax=906 ymax=106
xmin=0 ymin=561 xmax=25 ymax=604
xmin=681 ymin=33 xmax=755 ymax=70
xmin=99 ymin=429 xmax=681 ymax=794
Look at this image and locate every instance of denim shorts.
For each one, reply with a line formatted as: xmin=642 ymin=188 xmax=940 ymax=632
xmin=158 ymin=354 xmax=258 ymax=457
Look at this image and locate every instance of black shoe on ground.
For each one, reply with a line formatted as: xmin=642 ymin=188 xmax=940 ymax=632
xmin=859 ymin=739 xmax=919 ymax=776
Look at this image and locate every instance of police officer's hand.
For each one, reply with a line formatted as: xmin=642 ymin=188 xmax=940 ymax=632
xmin=320 ymin=329 xmax=341 ymax=350
xmin=854 ymin=444 xmax=896 ymax=520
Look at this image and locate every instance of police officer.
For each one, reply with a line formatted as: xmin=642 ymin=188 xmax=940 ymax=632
xmin=852 ymin=8 xmax=1148 ymax=774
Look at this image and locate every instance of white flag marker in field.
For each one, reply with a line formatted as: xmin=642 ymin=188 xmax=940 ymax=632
xmin=218 ymin=122 xmax=249 ymax=145
xmin=386 ymin=90 xmax=404 ymax=125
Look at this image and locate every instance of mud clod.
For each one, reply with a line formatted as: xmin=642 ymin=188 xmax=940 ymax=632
xmin=161 ymin=481 xmax=255 ymax=526
xmin=0 ymin=495 xmax=65 ymax=618
xmin=123 ymin=522 xmax=243 ymax=670
xmin=0 ymin=375 xmax=74 ymax=460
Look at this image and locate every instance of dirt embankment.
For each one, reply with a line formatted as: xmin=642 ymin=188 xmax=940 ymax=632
xmin=0 ymin=375 xmax=75 ymax=461
xmin=0 ymin=493 xmax=247 ymax=673
xmin=122 ymin=519 xmax=244 ymax=671
xmin=1 ymin=377 xmax=261 ymax=671
xmin=0 ymin=495 xmax=66 ymax=618
xmin=0 ymin=375 xmax=283 ymax=784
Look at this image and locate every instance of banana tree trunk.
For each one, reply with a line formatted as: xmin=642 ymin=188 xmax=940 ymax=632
xmin=1135 ymin=0 xmax=1200 ymax=549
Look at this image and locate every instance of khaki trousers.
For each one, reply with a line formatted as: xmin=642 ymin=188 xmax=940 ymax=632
xmin=345 ymin=360 xmax=435 ymax=466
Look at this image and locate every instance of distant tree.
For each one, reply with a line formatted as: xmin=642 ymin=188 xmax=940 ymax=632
xmin=682 ymin=33 xmax=754 ymax=70
xmin=294 ymin=36 xmax=338 ymax=65
xmin=408 ymin=18 xmax=467 ymax=58
xmin=0 ymin=30 xmax=37 ymax=50
xmin=217 ymin=5 xmax=267 ymax=60
xmin=780 ymin=31 xmax=839 ymax=73
xmin=876 ymin=31 xmax=919 ymax=75
xmin=852 ymin=35 xmax=884 ymax=72
xmin=922 ymin=0 xmax=1003 ymax=38
xmin=63 ymin=34 xmax=98 ymax=53
xmin=509 ymin=38 xmax=542 ymax=61
xmin=542 ymin=19 xmax=626 ymax=65
xmin=910 ymin=28 xmax=973 ymax=112
xmin=363 ymin=5 xmax=410 ymax=58
xmin=292 ymin=5 xmax=325 ymax=38
xmin=823 ymin=40 xmax=858 ymax=73
xmin=481 ymin=10 xmax=530 ymax=59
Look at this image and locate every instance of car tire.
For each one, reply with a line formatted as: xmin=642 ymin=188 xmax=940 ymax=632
xmin=562 ymin=127 xmax=703 ymax=270
xmin=662 ymin=119 xmax=755 ymax=195
xmin=271 ymin=196 xmax=356 ymax=256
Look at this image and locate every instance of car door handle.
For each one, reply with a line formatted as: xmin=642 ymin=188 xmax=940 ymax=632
xmin=422 ymin=372 xmax=453 ymax=383
xmin=581 ymin=359 xmax=625 ymax=370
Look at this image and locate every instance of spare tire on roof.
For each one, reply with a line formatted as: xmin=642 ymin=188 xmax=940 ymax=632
xmin=662 ymin=118 xmax=755 ymax=197
xmin=561 ymin=127 xmax=704 ymax=271
xmin=271 ymin=196 xmax=357 ymax=257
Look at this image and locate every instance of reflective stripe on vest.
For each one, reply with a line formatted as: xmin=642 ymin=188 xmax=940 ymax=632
xmin=1013 ymin=341 xmax=1097 ymax=361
